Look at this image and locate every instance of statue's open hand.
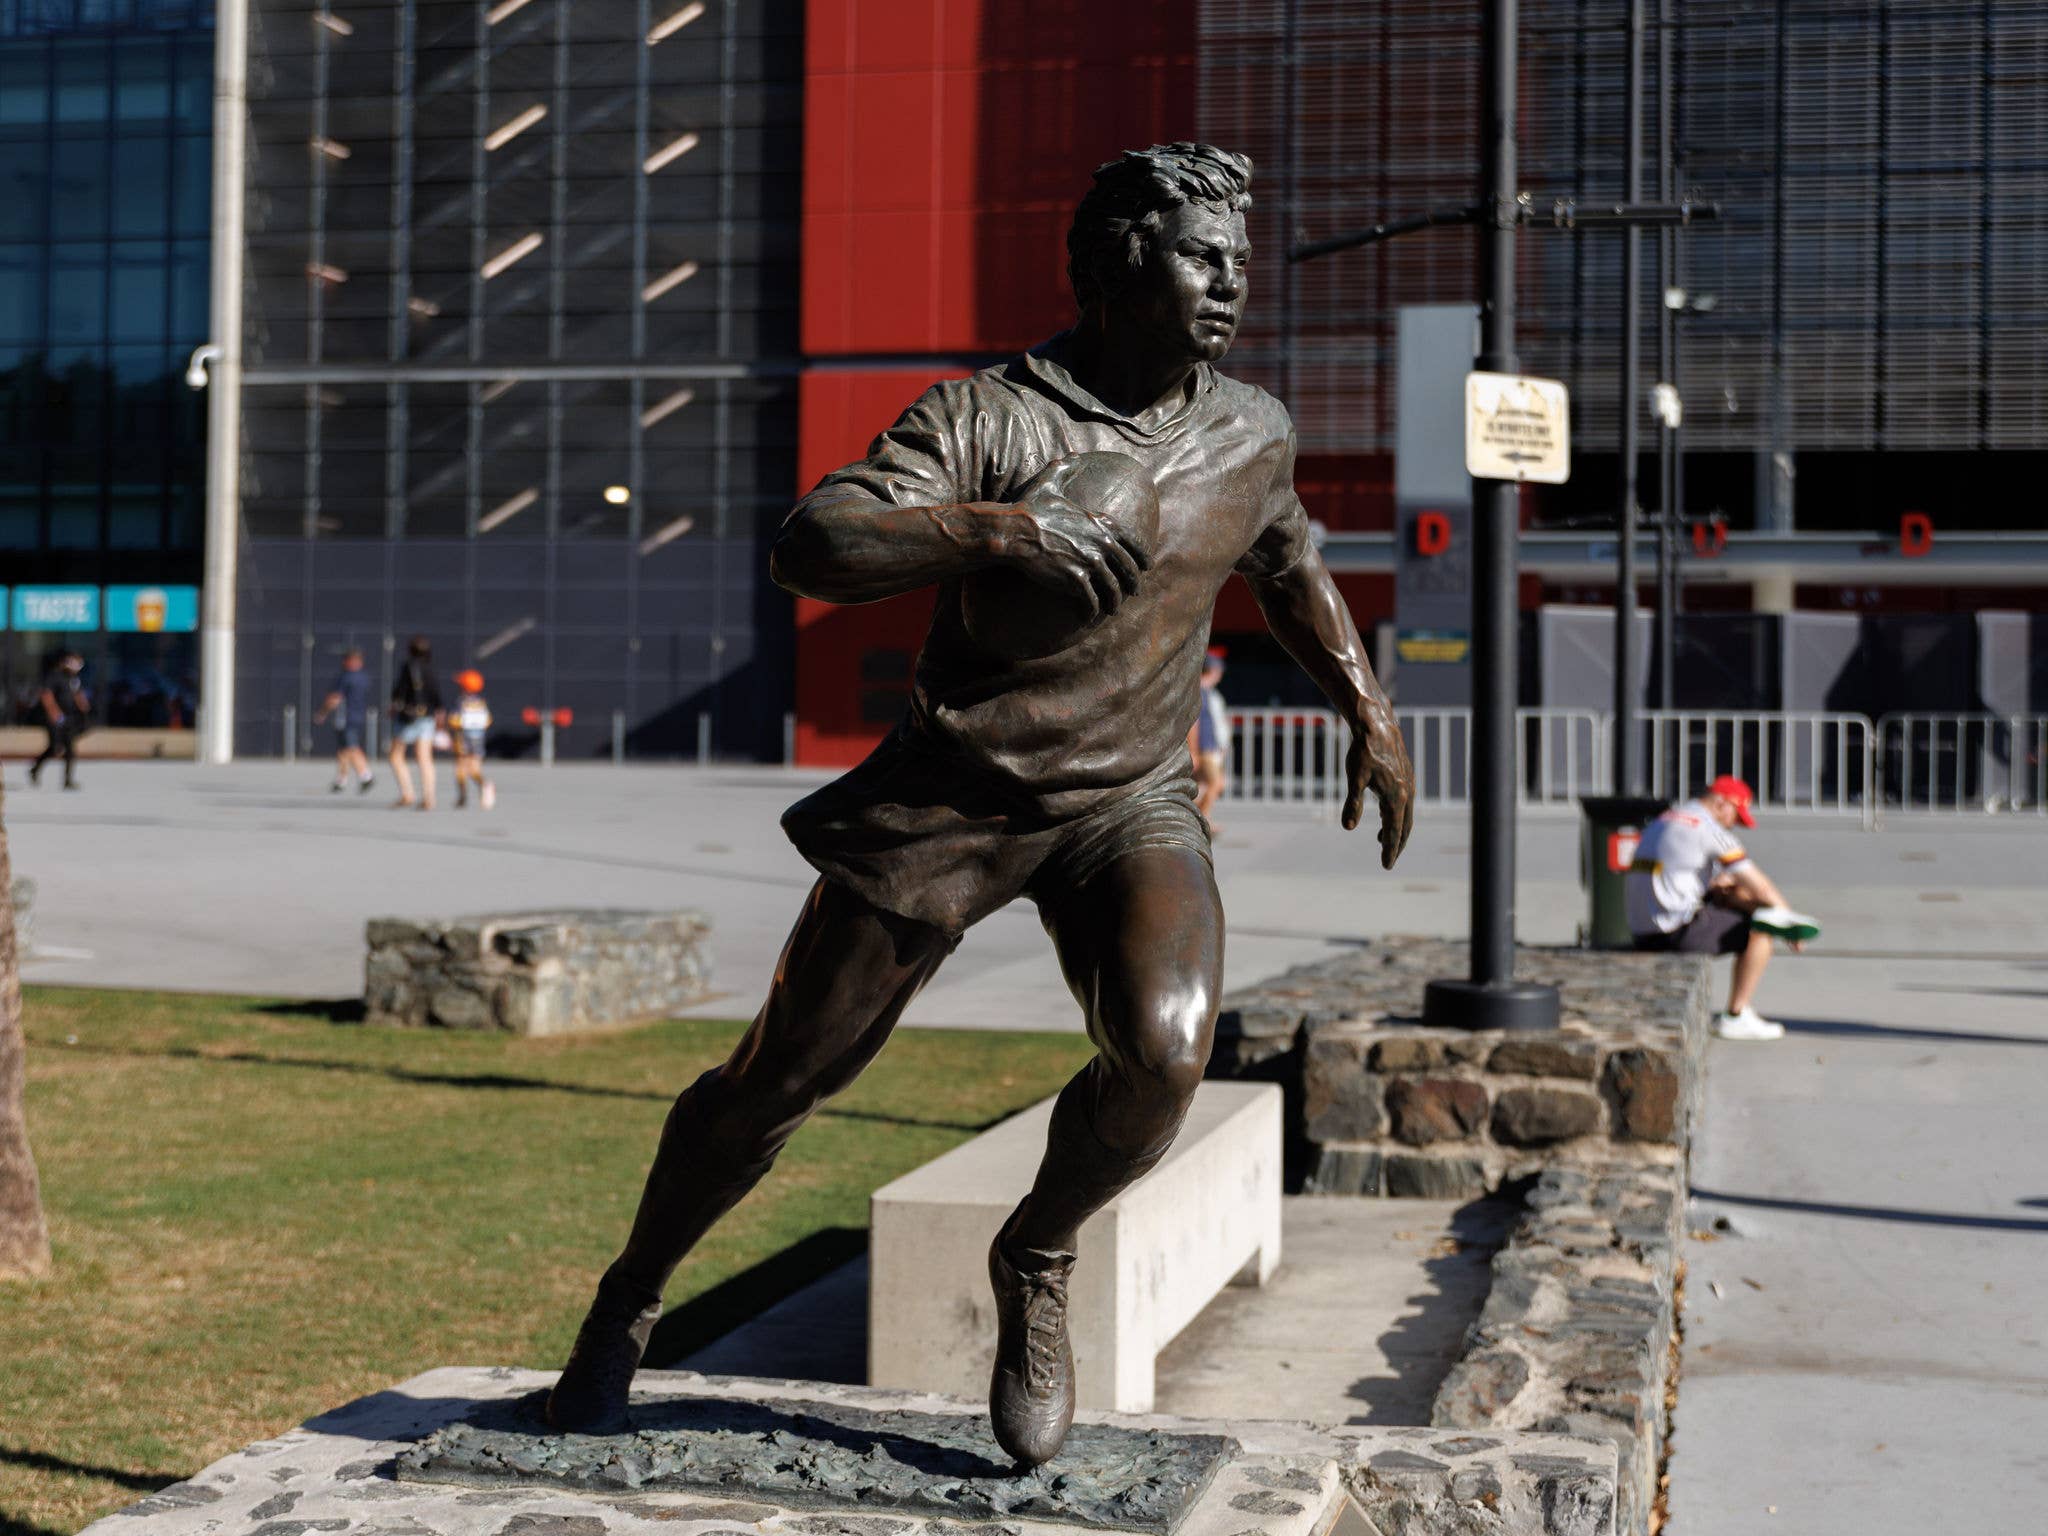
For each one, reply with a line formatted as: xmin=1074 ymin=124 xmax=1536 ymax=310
xmin=999 ymin=476 xmax=1152 ymax=622
xmin=1344 ymin=704 xmax=1414 ymax=869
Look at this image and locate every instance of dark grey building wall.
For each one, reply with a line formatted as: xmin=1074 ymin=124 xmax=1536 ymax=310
xmin=233 ymin=0 xmax=803 ymax=760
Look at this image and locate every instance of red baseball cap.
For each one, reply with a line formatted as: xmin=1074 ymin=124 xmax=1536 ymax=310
xmin=1709 ymin=775 xmax=1756 ymax=827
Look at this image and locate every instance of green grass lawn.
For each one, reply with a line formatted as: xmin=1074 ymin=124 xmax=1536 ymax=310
xmin=0 ymin=987 xmax=1092 ymax=1536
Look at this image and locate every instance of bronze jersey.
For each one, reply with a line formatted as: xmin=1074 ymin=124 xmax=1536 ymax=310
xmin=793 ymin=334 xmax=1311 ymax=816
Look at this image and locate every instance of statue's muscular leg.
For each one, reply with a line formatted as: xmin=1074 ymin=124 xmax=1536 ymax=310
xmin=548 ymin=876 xmax=951 ymax=1432
xmin=987 ymin=844 xmax=1223 ymax=1464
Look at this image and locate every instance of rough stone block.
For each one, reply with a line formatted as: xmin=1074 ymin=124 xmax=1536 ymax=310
xmin=1383 ymin=1151 xmax=1490 ymax=1199
xmin=1387 ymin=1076 xmax=1489 ymax=1145
xmin=1303 ymin=1034 xmax=1386 ymax=1142
xmin=1369 ymin=1036 xmax=1445 ymax=1072
xmin=1603 ymin=1048 xmax=1682 ymax=1143
xmin=1208 ymin=1005 xmax=1302 ymax=1074
xmin=1305 ymin=1145 xmax=1383 ymax=1196
xmin=1443 ymin=1034 xmax=1496 ymax=1066
xmin=363 ymin=909 xmax=711 ymax=1036
xmin=1493 ymin=1087 xmax=1604 ymax=1146
xmin=1488 ymin=1038 xmax=1601 ymax=1081
xmin=1433 ymin=1349 xmax=1531 ymax=1427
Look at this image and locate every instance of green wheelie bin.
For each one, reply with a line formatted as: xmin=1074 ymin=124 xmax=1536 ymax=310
xmin=1578 ymin=795 xmax=1669 ymax=949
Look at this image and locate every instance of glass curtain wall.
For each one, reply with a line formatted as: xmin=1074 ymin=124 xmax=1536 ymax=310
xmin=0 ymin=0 xmax=212 ymax=728
xmin=236 ymin=0 xmax=801 ymax=760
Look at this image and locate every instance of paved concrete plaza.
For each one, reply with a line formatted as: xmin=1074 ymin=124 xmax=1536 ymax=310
xmin=1670 ymin=951 xmax=2048 ymax=1535
xmin=9 ymin=759 xmax=2048 ymax=1025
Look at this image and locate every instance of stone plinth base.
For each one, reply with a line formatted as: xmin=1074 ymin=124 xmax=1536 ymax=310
xmin=365 ymin=908 xmax=712 ymax=1034
xmin=1208 ymin=939 xmax=1711 ymax=1197
xmin=79 ymin=1368 xmax=1620 ymax=1536
xmin=869 ymin=1082 xmax=1282 ymax=1413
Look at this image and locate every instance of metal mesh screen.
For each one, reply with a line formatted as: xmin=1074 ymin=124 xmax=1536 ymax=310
xmin=1198 ymin=0 xmax=2048 ymax=458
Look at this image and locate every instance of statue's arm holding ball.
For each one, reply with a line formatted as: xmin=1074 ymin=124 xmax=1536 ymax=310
xmin=1240 ymin=439 xmax=1415 ymax=868
xmin=770 ymin=389 xmax=1147 ymax=619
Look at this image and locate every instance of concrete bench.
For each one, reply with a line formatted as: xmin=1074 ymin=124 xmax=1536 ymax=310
xmin=868 ymin=1080 xmax=1282 ymax=1413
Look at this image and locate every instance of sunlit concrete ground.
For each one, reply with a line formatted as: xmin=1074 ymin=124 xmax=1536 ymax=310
xmin=10 ymin=759 xmax=2048 ymax=1027
xmin=9 ymin=757 xmax=2047 ymax=1531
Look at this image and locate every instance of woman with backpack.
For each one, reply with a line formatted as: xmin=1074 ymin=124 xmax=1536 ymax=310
xmin=386 ymin=635 xmax=443 ymax=810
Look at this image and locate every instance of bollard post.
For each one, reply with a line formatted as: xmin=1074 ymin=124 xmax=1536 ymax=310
xmin=540 ymin=716 xmax=555 ymax=768
xmin=783 ymin=710 xmax=796 ymax=765
xmin=365 ymin=707 xmax=379 ymax=757
xmin=282 ymin=704 xmax=297 ymax=762
xmin=696 ymin=711 xmax=711 ymax=766
xmin=612 ymin=709 xmax=625 ymax=765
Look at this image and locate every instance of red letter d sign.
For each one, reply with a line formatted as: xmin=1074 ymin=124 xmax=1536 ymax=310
xmin=1414 ymin=510 xmax=1452 ymax=557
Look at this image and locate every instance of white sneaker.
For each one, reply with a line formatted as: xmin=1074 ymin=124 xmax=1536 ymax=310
xmin=1750 ymin=905 xmax=1821 ymax=943
xmin=1714 ymin=1007 xmax=1785 ymax=1041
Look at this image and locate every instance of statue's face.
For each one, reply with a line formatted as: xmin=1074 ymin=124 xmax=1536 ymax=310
xmin=1122 ymin=203 xmax=1250 ymax=364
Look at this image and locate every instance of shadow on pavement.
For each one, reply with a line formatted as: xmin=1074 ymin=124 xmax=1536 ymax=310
xmin=1892 ymin=983 xmax=2048 ymax=1004
xmin=1344 ymin=1189 xmax=1521 ymax=1424
xmin=1777 ymin=1015 xmax=2047 ymax=1049
xmin=644 ymin=1227 xmax=868 ymax=1369
xmin=1691 ymin=1187 xmax=2048 ymax=1233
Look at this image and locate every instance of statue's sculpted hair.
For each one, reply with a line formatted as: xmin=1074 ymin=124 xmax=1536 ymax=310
xmin=1066 ymin=142 xmax=1254 ymax=315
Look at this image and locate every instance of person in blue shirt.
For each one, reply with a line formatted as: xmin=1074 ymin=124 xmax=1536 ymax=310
xmin=313 ymin=648 xmax=375 ymax=794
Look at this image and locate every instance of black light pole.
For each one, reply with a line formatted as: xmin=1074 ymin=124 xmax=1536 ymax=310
xmin=1614 ymin=0 xmax=1645 ymax=795
xmin=1284 ymin=4 xmax=1714 ymax=1022
xmin=1420 ymin=0 xmax=1560 ymax=1034
xmin=1655 ymin=0 xmax=1679 ymax=723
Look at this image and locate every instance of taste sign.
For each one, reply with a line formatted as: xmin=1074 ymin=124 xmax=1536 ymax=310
xmin=11 ymin=586 xmax=99 ymax=631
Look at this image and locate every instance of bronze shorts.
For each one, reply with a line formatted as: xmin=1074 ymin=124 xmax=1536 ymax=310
xmin=781 ymin=731 xmax=1212 ymax=938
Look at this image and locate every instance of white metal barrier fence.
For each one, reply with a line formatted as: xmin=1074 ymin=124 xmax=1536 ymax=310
xmin=1876 ymin=713 xmax=2048 ymax=815
xmin=1220 ymin=706 xmax=2048 ymax=827
xmin=1224 ymin=707 xmax=1605 ymax=812
xmin=1623 ymin=711 xmax=1874 ymax=823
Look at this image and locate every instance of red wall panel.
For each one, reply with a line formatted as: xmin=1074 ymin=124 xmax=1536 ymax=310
xmin=796 ymin=0 xmax=1200 ymax=765
xmin=792 ymin=368 xmax=964 ymax=766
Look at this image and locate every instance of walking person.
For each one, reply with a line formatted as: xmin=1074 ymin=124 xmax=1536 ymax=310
xmin=450 ymin=669 xmax=496 ymax=810
xmin=386 ymin=636 xmax=442 ymax=811
xmin=1626 ymin=776 xmax=1821 ymax=1040
xmin=28 ymin=651 xmax=90 ymax=790
xmin=313 ymin=647 xmax=375 ymax=794
xmin=1189 ymin=647 xmax=1230 ymax=825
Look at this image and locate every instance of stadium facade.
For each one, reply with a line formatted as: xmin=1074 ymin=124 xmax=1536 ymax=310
xmin=4 ymin=0 xmax=2044 ymax=761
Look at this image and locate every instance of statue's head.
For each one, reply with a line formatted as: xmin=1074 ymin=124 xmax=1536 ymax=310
xmin=1066 ymin=143 xmax=1254 ymax=364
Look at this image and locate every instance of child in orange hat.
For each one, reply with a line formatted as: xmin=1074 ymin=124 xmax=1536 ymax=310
xmin=452 ymin=669 xmax=496 ymax=810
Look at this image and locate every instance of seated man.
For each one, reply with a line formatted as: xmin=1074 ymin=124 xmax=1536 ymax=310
xmin=1626 ymin=776 xmax=1815 ymax=1041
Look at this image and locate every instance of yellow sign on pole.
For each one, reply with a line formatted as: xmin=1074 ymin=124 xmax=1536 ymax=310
xmin=1465 ymin=371 xmax=1571 ymax=484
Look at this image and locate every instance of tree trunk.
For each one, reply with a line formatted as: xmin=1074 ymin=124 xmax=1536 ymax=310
xmin=0 ymin=778 xmax=51 ymax=1278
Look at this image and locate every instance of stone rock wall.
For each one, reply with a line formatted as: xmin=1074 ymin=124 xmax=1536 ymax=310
xmin=1209 ymin=939 xmax=1710 ymax=1197
xmin=1432 ymin=1165 xmax=1685 ymax=1536
xmin=364 ymin=909 xmax=712 ymax=1035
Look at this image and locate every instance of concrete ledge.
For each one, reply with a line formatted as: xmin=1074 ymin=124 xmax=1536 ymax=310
xmin=364 ymin=908 xmax=712 ymax=1034
xmin=1208 ymin=939 xmax=1711 ymax=1196
xmin=1433 ymin=1164 xmax=1685 ymax=1536
xmin=869 ymin=1081 xmax=1283 ymax=1412
xmin=79 ymin=1367 xmax=1622 ymax=1536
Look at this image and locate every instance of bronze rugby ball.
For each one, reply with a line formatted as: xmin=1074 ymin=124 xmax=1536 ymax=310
xmin=960 ymin=451 xmax=1161 ymax=661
